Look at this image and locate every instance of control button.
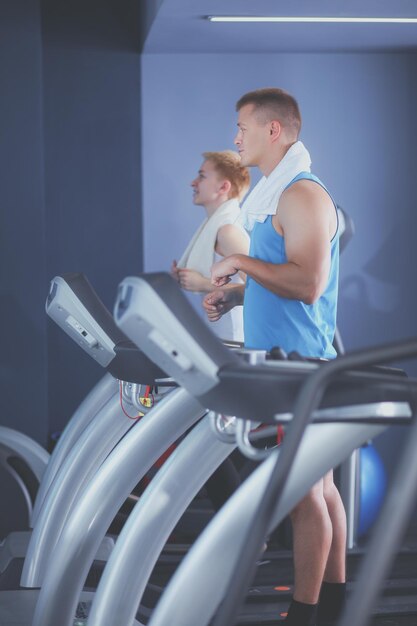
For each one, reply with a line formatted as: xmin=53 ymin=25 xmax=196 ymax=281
xmin=65 ymin=315 xmax=98 ymax=348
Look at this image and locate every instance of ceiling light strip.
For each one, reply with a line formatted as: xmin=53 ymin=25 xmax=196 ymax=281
xmin=207 ymin=16 xmax=417 ymax=24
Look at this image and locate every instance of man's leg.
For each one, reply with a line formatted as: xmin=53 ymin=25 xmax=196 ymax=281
xmin=290 ymin=478 xmax=333 ymax=602
xmin=285 ymin=478 xmax=333 ymax=625
xmin=317 ymin=470 xmax=347 ymax=626
xmin=322 ymin=470 xmax=346 ymax=581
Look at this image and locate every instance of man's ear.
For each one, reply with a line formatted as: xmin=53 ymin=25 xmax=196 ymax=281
xmin=219 ymin=179 xmax=232 ymax=195
xmin=269 ymin=120 xmax=281 ymax=141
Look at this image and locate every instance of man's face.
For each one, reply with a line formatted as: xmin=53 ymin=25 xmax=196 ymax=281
xmin=191 ymin=160 xmax=223 ymax=207
xmin=234 ymin=104 xmax=270 ymax=168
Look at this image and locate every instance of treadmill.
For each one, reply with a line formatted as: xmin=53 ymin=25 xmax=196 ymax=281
xmin=1 ymin=272 xmax=160 ymax=590
xmin=76 ymin=271 xmax=415 ymax=626
xmin=0 ymin=274 xmax=208 ymax=625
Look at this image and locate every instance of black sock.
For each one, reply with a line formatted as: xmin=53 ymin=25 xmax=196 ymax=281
xmin=285 ymin=598 xmax=317 ymax=625
xmin=317 ymin=581 xmax=346 ymax=624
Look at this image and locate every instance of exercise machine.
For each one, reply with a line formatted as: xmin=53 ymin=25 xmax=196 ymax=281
xmin=79 ymin=271 xmax=415 ymax=626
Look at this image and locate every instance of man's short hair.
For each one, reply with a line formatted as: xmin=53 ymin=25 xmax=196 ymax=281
xmin=203 ymin=150 xmax=250 ymax=201
xmin=236 ymin=87 xmax=302 ymax=139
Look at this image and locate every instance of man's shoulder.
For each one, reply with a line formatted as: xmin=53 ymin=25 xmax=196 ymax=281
xmin=274 ymin=178 xmax=335 ymax=237
xmin=279 ymin=178 xmax=333 ymax=213
xmin=217 ymin=222 xmax=248 ymax=239
xmin=217 ymin=222 xmax=238 ymax=234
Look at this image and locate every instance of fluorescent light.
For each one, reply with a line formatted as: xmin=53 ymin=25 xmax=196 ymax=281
xmin=207 ymin=16 xmax=417 ymax=24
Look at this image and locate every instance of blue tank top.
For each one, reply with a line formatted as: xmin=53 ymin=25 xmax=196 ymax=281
xmin=243 ymin=172 xmax=339 ymax=358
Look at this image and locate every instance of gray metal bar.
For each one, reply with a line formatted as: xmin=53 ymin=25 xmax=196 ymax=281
xmin=88 ymin=414 xmax=236 ymax=626
xmin=339 ymin=416 xmax=417 ymax=626
xmin=31 ymin=373 xmax=118 ymax=526
xmin=21 ymin=390 xmax=134 ymax=587
xmin=148 ymin=421 xmax=385 ymax=626
xmin=32 ymin=388 xmax=204 ymax=626
xmin=339 ymin=447 xmax=360 ymax=549
xmin=0 ymin=428 xmax=49 ymax=485
xmin=0 ymin=430 xmax=49 ymax=528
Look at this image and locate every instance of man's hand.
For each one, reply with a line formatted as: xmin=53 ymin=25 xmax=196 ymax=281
xmin=177 ymin=268 xmax=211 ymax=293
xmin=211 ymin=255 xmax=241 ymax=287
xmin=171 ymin=260 xmax=180 ymax=281
xmin=203 ymin=285 xmax=244 ymax=322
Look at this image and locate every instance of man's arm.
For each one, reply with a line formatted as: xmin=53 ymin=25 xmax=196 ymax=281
xmin=215 ymin=223 xmax=249 ymax=258
xmin=203 ymin=284 xmax=245 ymax=322
xmin=177 ymin=222 xmax=250 ymax=293
xmin=212 ymin=183 xmax=336 ymax=305
xmin=215 ymin=223 xmax=249 ymax=283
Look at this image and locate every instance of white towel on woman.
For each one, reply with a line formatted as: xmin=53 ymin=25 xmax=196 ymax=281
xmin=239 ymin=141 xmax=312 ymax=232
xmin=177 ymin=198 xmax=245 ymax=277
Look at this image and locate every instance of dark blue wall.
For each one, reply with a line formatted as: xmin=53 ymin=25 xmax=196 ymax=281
xmin=42 ymin=0 xmax=143 ymax=436
xmin=0 ymin=0 xmax=47 ymax=443
xmin=0 ymin=0 xmax=143 ymax=447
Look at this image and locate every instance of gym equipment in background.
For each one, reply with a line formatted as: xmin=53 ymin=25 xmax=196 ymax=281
xmin=358 ymin=442 xmax=387 ymax=537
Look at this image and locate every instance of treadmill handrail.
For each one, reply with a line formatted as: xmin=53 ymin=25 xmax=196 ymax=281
xmin=217 ymin=401 xmax=413 ymax=461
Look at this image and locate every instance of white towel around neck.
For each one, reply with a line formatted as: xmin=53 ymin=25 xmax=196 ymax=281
xmin=239 ymin=141 xmax=312 ymax=232
xmin=177 ymin=198 xmax=245 ymax=278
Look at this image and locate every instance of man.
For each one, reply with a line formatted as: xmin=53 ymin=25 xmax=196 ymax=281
xmin=170 ymin=151 xmax=250 ymax=515
xmin=171 ymin=150 xmax=250 ymax=342
xmin=204 ymin=88 xmax=346 ymax=626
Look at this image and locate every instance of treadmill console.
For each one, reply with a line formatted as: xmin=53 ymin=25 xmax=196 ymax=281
xmin=47 ymin=275 xmax=116 ymax=368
